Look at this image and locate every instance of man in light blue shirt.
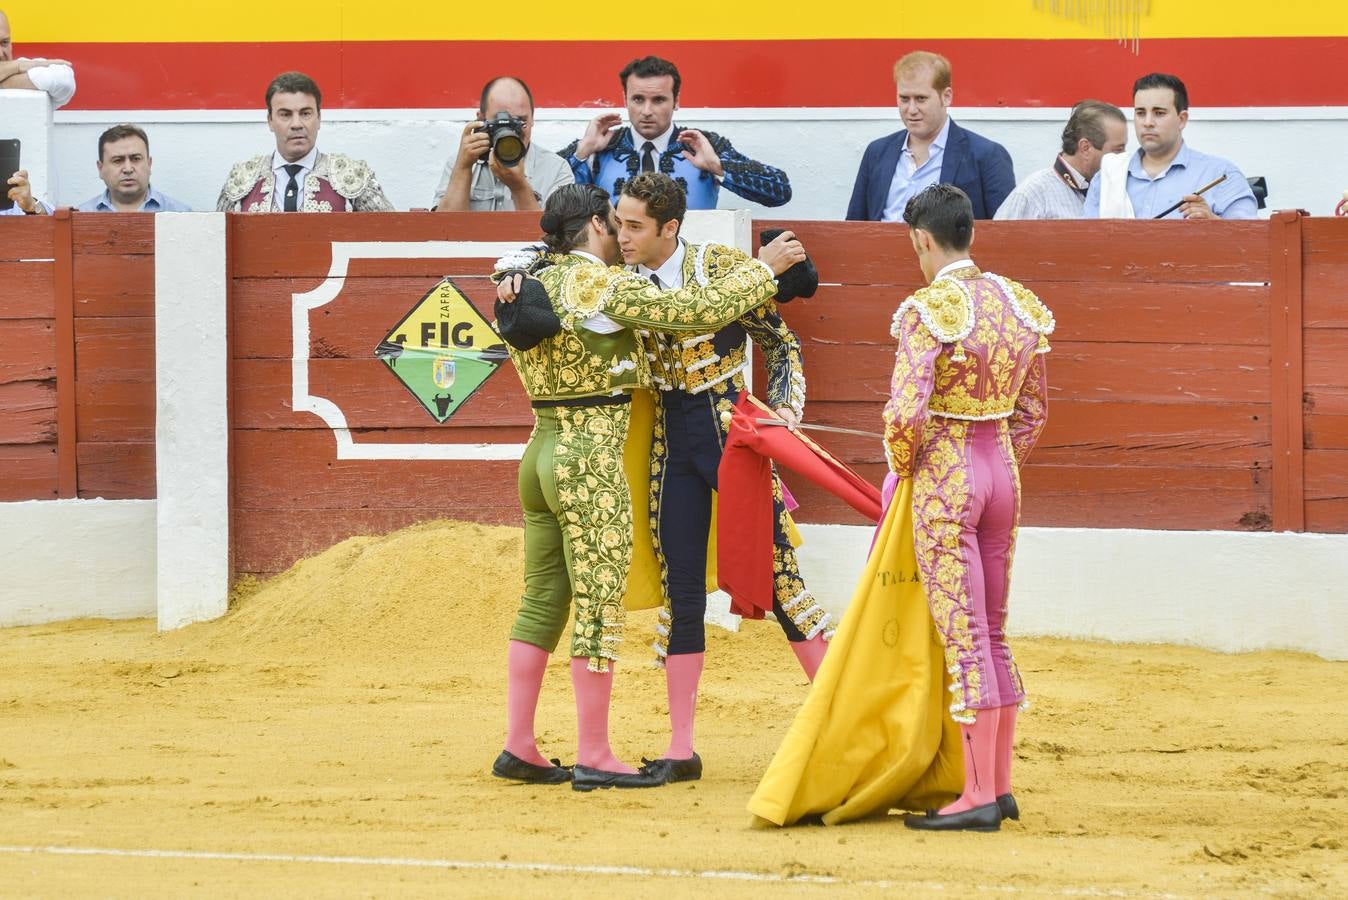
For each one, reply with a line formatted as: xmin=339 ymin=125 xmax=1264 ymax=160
xmin=883 ymin=116 xmax=950 ymax=221
xmin=1084 ymin=72 xmax=1256 ymax=220
xmin=76 ymin=124 xmax=190 ymax=213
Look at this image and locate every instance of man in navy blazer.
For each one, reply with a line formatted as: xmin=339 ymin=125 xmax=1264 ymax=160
xmin=846 ymin=51 xmax=1014 ymax=222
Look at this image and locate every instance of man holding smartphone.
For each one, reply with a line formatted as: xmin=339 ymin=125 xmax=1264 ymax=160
xmin=3 ymin=170 xmax=49 ymax=216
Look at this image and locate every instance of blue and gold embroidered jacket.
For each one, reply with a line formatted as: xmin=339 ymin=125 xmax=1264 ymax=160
xmin=560 ymin=125 xmax=792 ymax=210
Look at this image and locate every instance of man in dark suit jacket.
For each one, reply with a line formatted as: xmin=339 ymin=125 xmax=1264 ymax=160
xmin=846 ymin=51 xmax=1014 ymax=222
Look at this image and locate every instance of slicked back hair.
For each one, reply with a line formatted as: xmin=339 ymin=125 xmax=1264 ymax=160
xmin=1061 ymin=100 xmax=1126 ymax=154
xmin=903 ymin=184 xmax=974 ymax=252
xmin=540 ymin=184 xmax=614 ymax=254
xmin=266 ymin=71 xmax=323 ymax=114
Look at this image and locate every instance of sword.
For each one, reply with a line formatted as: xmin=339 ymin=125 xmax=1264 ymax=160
xmin=753 ymin=418 xmax=884 ymax=440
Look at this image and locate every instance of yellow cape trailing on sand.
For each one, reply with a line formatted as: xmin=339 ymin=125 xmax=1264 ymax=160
xmin=748 ymin=478 xmax=963 ymax=826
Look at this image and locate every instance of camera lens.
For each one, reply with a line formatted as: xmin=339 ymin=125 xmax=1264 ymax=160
xmin=495 ymin=134 xmax=525 ymax=167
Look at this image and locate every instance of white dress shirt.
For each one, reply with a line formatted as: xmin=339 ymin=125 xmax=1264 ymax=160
xmin=271 ymin=145 xmax=319 ymax=211
xmin=22 ymin=59 xmax=76 ymax=108
xmin=635 ymin=239 xmax=686 ymax=290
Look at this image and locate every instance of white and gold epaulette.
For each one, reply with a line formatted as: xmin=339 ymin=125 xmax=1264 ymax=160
xmin=891 ymin=279 xmax=974 ymax=349
xmin=322 ymin=153 xmax=376 ymax=200
xmin=691 ymin=242 xmax=745 ymax=287
xmin=219 ymin=154 xmax=271 ymax=204
xmin=986 ymin=272 xmax=1056 ymax=353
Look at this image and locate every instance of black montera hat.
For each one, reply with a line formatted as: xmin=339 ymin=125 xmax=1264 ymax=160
xmin=494 ymin=277 xmax=562 ymax=351
xmin=758 ymin=229 xmax=819 ymax=303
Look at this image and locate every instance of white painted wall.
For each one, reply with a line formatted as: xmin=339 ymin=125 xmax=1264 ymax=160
xmin=155 ymin=212 xmax=230 ymax=630
xmin=49 ymin=106 xmax=1348 ymax=218
xmin=0 ymin=499 xmax=156 ymax=626
xmin=0 ymin=90 xmax=55 ymax=205
xmin=795 ymin=524 xmax=1348 ymax=661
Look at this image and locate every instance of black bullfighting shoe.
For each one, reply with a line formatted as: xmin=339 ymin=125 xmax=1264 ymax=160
xmin=903 ymin=801 xmax=1002 ymax=832
xmin=570 ymin=765 xmax=664 ymax=792
xmin=638 ymin=752 xmax=703 ymax=785
xmin=996 ymin=793 xmax=1020 ymax=821
xmin=491 ymin=750 xmax=571 ymax=785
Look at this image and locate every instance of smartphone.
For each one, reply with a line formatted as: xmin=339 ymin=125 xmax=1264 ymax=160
xmin=0 ymin=139 xmax=19 ymax=212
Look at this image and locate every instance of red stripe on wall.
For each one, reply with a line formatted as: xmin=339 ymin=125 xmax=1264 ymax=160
xmin=26 ymin=37 xmax=1348 ymax=110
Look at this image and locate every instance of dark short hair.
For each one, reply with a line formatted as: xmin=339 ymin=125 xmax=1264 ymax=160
xmin=539 ymin=184 xmax=615 ymax=254
xmin=620 ymin=173 xmax=686 ymax=234
xmin=619 ymin=56 xmax=681 ymax=102
xmin=1132 ymin=72 xmax=1188 ymax=113
xmin=98 ymin=124 xmax=150 ymax=160
xmin=1061 ymin=100 xmax=1127 ymax=154
xmin=479 ymin=76 xmax=534 ymax=115
xmin=265 ymin=71 xmax=322 ymax=113
xmin=903 ymin=184 xmax=974 ymax=252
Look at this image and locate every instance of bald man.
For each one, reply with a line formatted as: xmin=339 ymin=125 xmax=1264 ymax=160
xmin=433 ymin=75 xmax=573 ymax=211
xmin=0 ymin=10 xmax=76 ymax=108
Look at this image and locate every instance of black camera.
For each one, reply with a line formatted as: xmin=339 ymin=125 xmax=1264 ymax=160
xmin=477 ymin=112 xmax=527 ymax=168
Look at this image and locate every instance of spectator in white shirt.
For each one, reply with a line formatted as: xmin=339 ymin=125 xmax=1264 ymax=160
xmin=996 ymin=100 xmax=1127 ymax=220
xmin=0 ymin=10 xmax=76 ymax=108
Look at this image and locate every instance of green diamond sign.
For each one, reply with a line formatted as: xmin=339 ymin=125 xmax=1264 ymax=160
xmin=374 ymin=277 xmax=509 ymax=423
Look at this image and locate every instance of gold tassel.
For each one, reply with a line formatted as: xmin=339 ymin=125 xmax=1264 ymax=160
xmin=1037 ymin=334 xmax=1052 ymax=354
xmin=951 ymin=341 xmax=968 ymax=362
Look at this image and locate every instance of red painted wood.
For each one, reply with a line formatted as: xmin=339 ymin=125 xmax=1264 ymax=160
xmin=229 ymin=212 xmax=541 ymax=277
xmin=73 ymin=254 xmax=156 ymax=318
xmin=0 ymin=217 xmax=56 ymax=260
xmin=231 ymin=275 xmax=503 ymax=359
xmin=232 ymin=358 xmax=531 ymax=431
xmin=74 ymin=317 xmax=155 ymax=379
xmin=76 ymin=441 xmax=155 ymax=500
xmin=0 ymin=443 xmax=58 ymax=501
xmin=54 ymin=210 xmax=78 ymax=499
xmin=70 ymin=213 xmax=155 ymax=255
xmin=75 ymin=380 xmax=156 ymax=442
xmin=762 ymin=220 xmax=1272 ymax=285
xmin=0 ymin=263 xmax=56 ymax=319
xmin=1305 ymin=414 xmax=1348 ymax=451
xmin=1302 ymin=217 xmax=1348 ymax=329
xmin=1304 ymin=330 xmax=1348 ymax=415
xmin=231 ymin=428 xmax=522 ymax=510
xmin=789 ymin=282 xmax=1270 ymax=348
xmin=31 ymin=37 xmax=1348 ymax=111
xmin=1268 ymin=211 xmax=1306 ymax=531
xmin=0 ymin=320 xmax=56 ymax=384
xmin=0 ymin=380 xmax=57 ymax=444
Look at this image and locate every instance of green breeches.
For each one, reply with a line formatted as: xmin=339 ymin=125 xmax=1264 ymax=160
xmin=510 ymin=403 xmax=633 ymax=671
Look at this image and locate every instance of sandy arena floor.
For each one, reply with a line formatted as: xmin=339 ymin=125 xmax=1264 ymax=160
xmin=1 ymin=521 xmax=1344 ymax=898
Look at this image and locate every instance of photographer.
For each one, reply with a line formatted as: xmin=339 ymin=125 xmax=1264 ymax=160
xmin=433 ymin=76 xmax=573 ymax=212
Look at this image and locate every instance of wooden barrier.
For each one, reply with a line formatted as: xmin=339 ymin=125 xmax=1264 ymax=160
xmin=0 ymin=212 xmax=157 ymax=501
xmin=4 ymin=212 xmax=1346 ymax=579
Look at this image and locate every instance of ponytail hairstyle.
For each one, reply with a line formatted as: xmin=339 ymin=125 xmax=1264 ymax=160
xmin=539 ymin=184 xmax=614 ymax=254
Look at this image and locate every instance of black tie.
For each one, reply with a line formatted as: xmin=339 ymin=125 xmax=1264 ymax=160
xmin=641 ymin=141 xmax=656 ymax=174
xmin=649 ymin=273 xmax=661 ymax=288
xmin=282 ymin=163 xmax=303 ymax=212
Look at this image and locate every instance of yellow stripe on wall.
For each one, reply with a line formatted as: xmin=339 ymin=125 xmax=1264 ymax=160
xmin=11 ymin=0 xmax=1348 ymax=43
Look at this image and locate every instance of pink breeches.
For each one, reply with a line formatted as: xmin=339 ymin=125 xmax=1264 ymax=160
xmin=911 ymin=418 xmax=1026 ymax=722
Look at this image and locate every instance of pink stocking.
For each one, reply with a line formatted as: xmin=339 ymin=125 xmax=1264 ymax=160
xmin=663 ymin=652 xmax=704 ymax=760
xmin=789 ymin=634 xmax=829 ymax=682
xmin=504 ymin=640 xmax=551 ymax=767
xmin=570 ymin=657 xmax=635 ymax=774
xmin=939 ymin=708 xmax=999 ymax=814
xmin=996 ymin=703 xmax=1017 ymax=796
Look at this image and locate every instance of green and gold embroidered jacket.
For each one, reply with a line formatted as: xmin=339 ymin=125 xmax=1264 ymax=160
xmin=506 ymin=252 xmax=779 ymax=403
xmin=641 ymin=241 xmax=806 ymax=418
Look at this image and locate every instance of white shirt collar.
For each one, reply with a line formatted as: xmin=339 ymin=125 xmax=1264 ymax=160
xmin=902 ymin=116 xmax=952 ymax=156
xmin=273 ymin=145 xmax=319 ymax=174
xmin=571 ymin=250 xmax=607 ymax=266
xmin=934 ymin=258 xmax=976 ymax=280
xmin=636 ymin=239 xmax=686 ymax=288
xmin=637 ymin=122 xmax=676 ymax=157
